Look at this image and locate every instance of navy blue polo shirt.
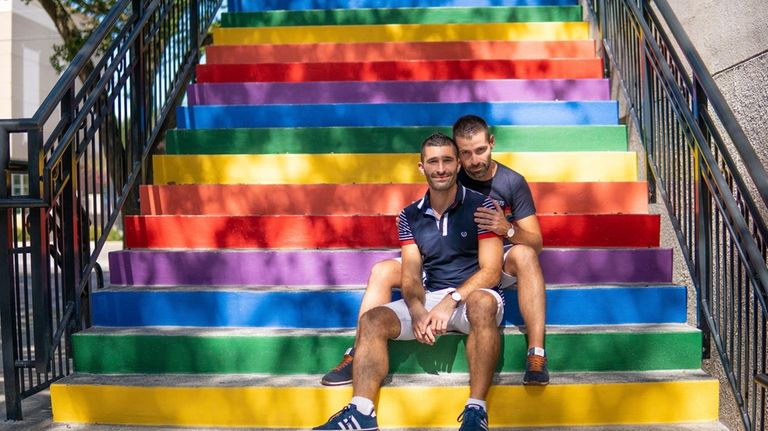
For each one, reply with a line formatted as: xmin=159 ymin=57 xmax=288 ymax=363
xmin=398 ymin=183 xmax=500 ymax=292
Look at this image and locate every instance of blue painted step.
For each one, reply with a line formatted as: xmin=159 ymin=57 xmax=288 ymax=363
xmin=229 ymin=0 xmax=579 ymax=12
xmin=177 ymin=101 xmax=619 ymax=129
xmin=91 ymin=286 xmax=687 ymax=327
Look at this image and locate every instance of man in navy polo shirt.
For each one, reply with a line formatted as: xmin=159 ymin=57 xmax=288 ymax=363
xmin=314 ymin=133 xmax=504 ymax=431
xmin=322 ymin=115 xmax=548 ymax=388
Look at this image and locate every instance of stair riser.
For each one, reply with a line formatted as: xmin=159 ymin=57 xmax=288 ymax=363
xmin=212 ymin=22 xmax=590 ymax=45
xmin=72 ymin=331 xmax=700 ymax=374
xmin=90 ymin=287 xmax=686 ymax=327
xmin=124 ymin=214 xmax=660 ymax=249
xmin=51 ymin=380 xmax=719 ymax=427
xmin=221 ymin=6 xmax=583 ymax=27
xmin=196 ymin=59 xmax=603 ymax=82
xmin=109 ymin=248 xmax=672 ymax=286
xmin=177 ymin=102 xmax=619 ymax=129
xmin=140 ymin=182 xmax=647 ymax=216
xmin=153 ymin=152 xmax=635 ymax=184
xmin=204 ymin=41 xmax=598 ymax=63
xmin=229 ymin=0 xmax=580 ymax=12
xmin=188 ymin=79 xmax=610 ymax=105
xmin=166 ymin=125 xmax=628 ymax=155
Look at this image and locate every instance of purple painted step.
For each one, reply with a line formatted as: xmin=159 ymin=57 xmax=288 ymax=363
xmin=109 ymin=248 xmax=672 ymax=286
xmin=187 ymin=79 xmax=610 ymax=105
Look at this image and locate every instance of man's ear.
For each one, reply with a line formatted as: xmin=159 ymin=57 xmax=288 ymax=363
xmin=418 ymin=161 xmax=425 ymax=176
xmin=489 ymin=134 xmax=495 ymax=149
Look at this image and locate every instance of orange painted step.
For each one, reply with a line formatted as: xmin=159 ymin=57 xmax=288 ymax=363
xmin=196 ymin=58 xmax=604 ymax=83
xmin=140 ymin=183 xmax=648 ymax=216
xmin=204 ymin=40 xmax=597 ymax=64
xmin=124 ymin=214 xmax=660 ymax=249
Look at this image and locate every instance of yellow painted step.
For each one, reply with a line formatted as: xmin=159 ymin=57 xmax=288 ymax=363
xmin=212 ymin=22 xmax=590 ymax=45
xmin=152 ymin=152 xmax=638 ymax=184
xmin=51 ymin=374 xmax=718 ymax=428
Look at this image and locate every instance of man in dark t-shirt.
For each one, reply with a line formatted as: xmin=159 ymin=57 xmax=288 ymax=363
xmin=314 ymin=133 xmax=504 ymax=431
xmin=322 ymin=115 xmax=549 ymax=388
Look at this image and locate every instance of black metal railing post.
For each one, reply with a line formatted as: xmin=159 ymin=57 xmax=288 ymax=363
xmin=640 ymin=42 xmax=657 ymax=203
xmin=27 ymin=128 xmax=52 ymax=374
xmin=692 ymin=76 xmax=712 ymax=359
xmin=59 ymin=86 xmax=81 ymax=345
xmin=0 ymin=127 xmax=22 ymax=420
xmin=129 ymin=0 xmax=148 ymax=215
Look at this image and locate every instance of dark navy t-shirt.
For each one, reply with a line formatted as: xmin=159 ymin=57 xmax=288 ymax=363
xmin=458 ymin=162 xmax=536 ymax=223
xmin=398 ymin=184 xmax=499 ymax=292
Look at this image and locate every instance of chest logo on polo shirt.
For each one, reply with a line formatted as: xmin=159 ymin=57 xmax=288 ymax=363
xmin=461 ymin=231 xmax=468 ymax=238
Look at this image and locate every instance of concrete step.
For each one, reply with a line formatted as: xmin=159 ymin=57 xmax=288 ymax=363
xmin=90 ymin=285 xmax=686 ymax=327
xmin=187 ymin=79 xmax=611 ymax=105
xmin=108 ymin=248 xmax=672 ymax=287
xmin=196 ymin=58 xmax=603 ymax=82
xmin=140 ymin=182 xmax=648 ymax=215
xmin=220 ymin=5 xmax=584 ymax=27
xmin=51 ymin=371 xmax=719 ymax=428
xmin=176 ymin=101 xmax=619 ymax=129
xmin=211 ymin=21 xmax=590 ymax=45
xmin=227 ymin=0 xmax=580 ymax=12
xmin=153 ymin=152 xmax=634 ymax=184
xmin=123 ymin=214 xmax=660 ymax=249
xmin=165 ymin=125 xmax=628 ymax=155
xmin=204 ymin=40 xmax=598 ymax=63
xmin=72 ymin=324 xmax=701 ymax=375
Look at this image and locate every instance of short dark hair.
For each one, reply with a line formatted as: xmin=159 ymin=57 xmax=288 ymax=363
xmin=420 ymin=132 xmax=458 ymax=160
xmin=452 ymin=114 xmax=491 ymax=141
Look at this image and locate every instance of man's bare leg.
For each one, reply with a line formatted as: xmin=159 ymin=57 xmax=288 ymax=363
xmin=504 ymin=245 xmax=545 ymax=349
xmin=352 ymin=306 xmax=402 ymax=400
xmin=321 ymin=259 xmax=401 ymax=386
xmin=465 ymin=291 xmax=501 ymax=400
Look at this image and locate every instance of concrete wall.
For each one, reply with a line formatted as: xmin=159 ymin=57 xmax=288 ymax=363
xmin=0 ymin=0 xmax=61 ymax=160
xmin=666 ymin=0 xmax=768 ymax=171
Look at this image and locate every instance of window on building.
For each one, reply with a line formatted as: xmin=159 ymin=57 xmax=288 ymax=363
xmin=11 ymin=174 xmax=29 ymax=196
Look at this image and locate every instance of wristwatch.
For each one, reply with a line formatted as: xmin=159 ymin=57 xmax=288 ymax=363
xmin=506 ymin=225 xmax=516 ymax=239
xmin=450 ymin=290 xmax=462 ymax=302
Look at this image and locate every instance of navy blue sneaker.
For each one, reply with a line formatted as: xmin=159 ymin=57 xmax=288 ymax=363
xmin=457 ymin=404 xmax=489 ymax=431
xmin=313 ymin=404 xmax=378 ymax=430
xmin=523 ymin=347 xmax=550 ymax=386
xmin=321 ymin=347 xmax=354 ymax=386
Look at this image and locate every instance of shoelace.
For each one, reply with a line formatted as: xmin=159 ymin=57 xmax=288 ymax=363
xmin=527 ymin=354 xmax=546 ymax=372
xmin=331 ymin=354 xmax=353 ymax=372
xmin=325 ymin=405 xmax=353 ymax=423
xmin=456 ymin=405 xmax=483 ymax=423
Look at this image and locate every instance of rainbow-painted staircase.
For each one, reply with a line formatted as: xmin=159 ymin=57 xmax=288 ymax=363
xmin=50 ymin=1 xmax=726 ymax=429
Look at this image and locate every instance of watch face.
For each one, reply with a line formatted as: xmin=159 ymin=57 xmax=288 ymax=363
xmin=451 ymin=292 xmax=461 ymax=301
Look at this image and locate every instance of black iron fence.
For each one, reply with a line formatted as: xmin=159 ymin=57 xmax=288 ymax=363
xmin=0 ymin=0 xmax=222 ymax=419
xmin=586 ymin=0 xmax=768 ymax=429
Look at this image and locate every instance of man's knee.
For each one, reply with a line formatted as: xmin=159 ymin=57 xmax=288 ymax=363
xmin=465 ymin=291 xmax=499 ymax=324
xmin=504 ymin=245 xmax=540 ymax=274
xmin=369 ymin=259 xmax=401 ymax=287
xmin=359 ymin=306 xmax=400 ymax=338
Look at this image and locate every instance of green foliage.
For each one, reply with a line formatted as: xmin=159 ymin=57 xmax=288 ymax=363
xmin=26 ymin=0 xmax=117 ymax=73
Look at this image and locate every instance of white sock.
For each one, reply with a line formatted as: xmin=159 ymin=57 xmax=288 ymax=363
xmin=529 ymin=347 xmax=546 ymax=357
xmin=466 ymin=398 xmax=487 ymax=410
xmin=350 ymin=396 xmax=375 ymax=416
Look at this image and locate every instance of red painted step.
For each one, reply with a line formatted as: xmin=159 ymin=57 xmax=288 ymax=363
xmin=196 ymin=58 xmax=604 ymax=83
xmin=124 ymin=214 xmax=660 ymax=249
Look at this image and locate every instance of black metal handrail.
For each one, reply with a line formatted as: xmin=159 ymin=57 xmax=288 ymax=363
xmin=586 ymin=1 xmax=768 ymax=430
xmin=0 ymin=0 xmax=222 ymax=420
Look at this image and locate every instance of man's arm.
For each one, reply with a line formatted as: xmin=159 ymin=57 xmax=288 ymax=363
xmin=401 ymin=243 xmax=435 ymax=344
xmin=475 ymin=201 xmax=543 ymax=253
xmin=428 ymin=235 xmax=503 ymax=336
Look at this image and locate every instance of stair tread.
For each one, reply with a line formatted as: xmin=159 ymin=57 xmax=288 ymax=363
xmin=77 ymin=323 xmax=700 ymax=337
xmin=57 ymin=370 xmax=715 ymax=387
xmin=98 ymin=283 xmax=685 ymax=291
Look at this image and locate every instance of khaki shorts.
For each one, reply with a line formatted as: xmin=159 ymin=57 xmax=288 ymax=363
xmin=382 ymin=288 xmax=504 ymax=340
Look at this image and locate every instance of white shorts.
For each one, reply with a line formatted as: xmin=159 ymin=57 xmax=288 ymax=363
xmin=382 ymin=289 xmax=504 ymax=340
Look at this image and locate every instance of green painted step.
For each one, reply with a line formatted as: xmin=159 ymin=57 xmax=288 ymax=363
xmin=165 ymin=125 xmax=627 ymax=155
xmin=73 ymin=325 xmax=700 ymax=374
xmin=220 ymin=6 xmax=583 ymax=27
